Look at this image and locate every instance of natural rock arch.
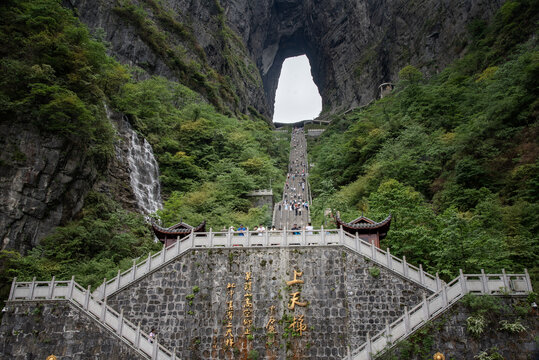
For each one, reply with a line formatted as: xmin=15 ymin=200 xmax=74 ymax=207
xmin=223 ymin=0 xmax=505 ymax=118
xmin=71 ymin=0 xmax=505 ymax=118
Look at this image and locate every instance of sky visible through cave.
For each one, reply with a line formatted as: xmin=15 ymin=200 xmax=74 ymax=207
xmin=272 ymin=55 xmax=322 ymax=123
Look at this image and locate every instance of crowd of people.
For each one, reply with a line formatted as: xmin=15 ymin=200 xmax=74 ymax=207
xmin=274 ymin=128 xmax=311 ymax=229
xmin=209 ymin=128 xmax=312 ymax=233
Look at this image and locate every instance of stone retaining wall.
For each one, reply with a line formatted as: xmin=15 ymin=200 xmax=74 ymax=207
xmin=378 ymin=297 xmax=539 ymax=360
xmin=107 ymin=246 xmax=430 ymax=359
xmin=0 ymin=301 xmax=144 ymax=360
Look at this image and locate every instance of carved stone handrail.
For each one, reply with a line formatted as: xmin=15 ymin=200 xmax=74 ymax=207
xmin=92 ymin=227 xmax=442 ymax=300
xmin=8 ymin=277 xmax=179 ymax=360
xmin=347 ymin=269 xmax=533 ymax=360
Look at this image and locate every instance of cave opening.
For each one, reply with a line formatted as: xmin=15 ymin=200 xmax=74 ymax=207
xmin=272 ymin=55 xmax=322 ymax=124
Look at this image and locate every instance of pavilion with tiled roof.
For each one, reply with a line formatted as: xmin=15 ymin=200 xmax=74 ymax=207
xmin=333 ymin=212 xmax=392 ymax=248
xmin=151 ymin=220 xmax=206 ymax=247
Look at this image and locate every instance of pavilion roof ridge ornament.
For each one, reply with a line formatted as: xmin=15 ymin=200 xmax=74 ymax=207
xmin=334 ymin=213 xmax=392 ymax=229
xmin=151 ymin=219 xmax=206 ymax=237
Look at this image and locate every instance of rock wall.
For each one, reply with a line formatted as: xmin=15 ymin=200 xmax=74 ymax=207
xmin=107 ymin=246 xmax=430 ymax=359
xmin=0 ymin=122 xmax=98 ymax=252
xmin=380 ymin=297 xmax=539 ymax=360
xmin=0 ymin=109 xmax=143 ymax=252
xmin=0 ymin=301 xmax=145 ymax=360
xmin=69 ymin=0 xmax=505 ymax=118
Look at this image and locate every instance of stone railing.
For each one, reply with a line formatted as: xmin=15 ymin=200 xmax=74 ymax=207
xmin=8 ymin=277 xmax=179 ymax=360
xmin=306 ymin=128 xmax=326 ymax=137
xmin=93 ymin=228 xmax=441 ymax=300
xmin=347 ymin=270 xmax=533 ymax=360
xmin=246 ymin=189 xmax=273 ymax=196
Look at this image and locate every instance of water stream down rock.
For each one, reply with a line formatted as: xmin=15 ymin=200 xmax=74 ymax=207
xmin=124 ymin=122 xmax=162 ymax=215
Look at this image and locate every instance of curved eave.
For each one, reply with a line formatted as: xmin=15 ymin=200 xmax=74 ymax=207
xmin=152 ymin=221 xmax=206 ymax=237
xmin=169 ymin=222 xmax=194 ymax=231
xmin=334 ymin=214 xmax=392 ymax=231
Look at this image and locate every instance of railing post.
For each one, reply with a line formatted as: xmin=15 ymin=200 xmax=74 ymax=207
xmin=366 ymin=332 xmax=372 ymax=360
xmin=301 ymin=228 xmax=306 ymax=246
xmin=102 ymin=278 xmax=107 ymax=299
xmin=370 ymin=241 xmax=375 ymax=260
xmin=132 ymin=259 xmax=137 ymax=281
xmin=402 ymin=256 xmax=408 ymax=277
xmin=501 ymin=269 xmax=510 ymax=291
xmin=84 ymin=285 xmax=91 ymax=310
xmin=459 ymin=269 xmax=468 ymax=294
xmin=386 ymin=248 xmax=392 ymax=270
xmin=176 ymin=236 xmax=182 ymax=255
xmin=339 ymin=225 xmax=344 ymax=243
xmin=8 ymin=277 xmax=17 ymax=301
xmin=355 ymin=233 xmax=360 ymax=251
xmin=385 ymin=318 xmax=391 ymax=344
xmin=68 ymin=276 xmax=75 ymax=299
xmin=419 ymin=264 xmax=425 ymax=284
xmin=422 ymin=293 xmax=429 ymax=320
xmin=480 ymin=269 xmax=489 ymax=294
xmin=284 ymin=227 xmax=288 ymax=245
xmin=227 ymin=230 xmax=232 ymax=247
xmin=441 ymin=285 xmax=448 ymax=307
xmin=48 ymin=276 xmax=56 ymax=299
xmin=116 ymin=269 xmax=121 ymax=290
xmin=28 ymin=277 xmax=36 ymax=300
xmin=435 ymin=272 xmax=441 ymax=291
xmin=100 ymin=296 xmax=107 ymax=322
xmin=524 ymin=268 xmax=532 ymax=292
xmin=320 ymin=226 xmax=325 ymax=245
xmin=247 ymin=228 xmax=251 ymax=247
xmin=147 ymin=252 xmax=152 ymax=273
xmin=171 ymin=348 xmax=177 ymax=360
xmin=209 ymin=228 xmax=213 ymax=247
xmin=135 ymin=322 xmax=141 ymax=349
xmin=117 ymin=309 xmax=124 ymax=336
xmin=264 ymin=229 xmax=269 ymax=247
xmin=161 ymin=243 xmax=166 ymax=263
xmin=190 ymin=229 xmax=195 ymax=248
xmin=404 ymin=306 xmax=410 ymax=334
xmin=152 ymin=339 xmax=158 ymax=360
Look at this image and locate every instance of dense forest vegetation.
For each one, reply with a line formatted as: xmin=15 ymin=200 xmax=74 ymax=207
xmin=309 ymin=0 xmax=538 ymax=284
xmin=0 ymin=0 xmax=537 ymax=300
xmin=0 ymin=0 xmax=287 ymax=291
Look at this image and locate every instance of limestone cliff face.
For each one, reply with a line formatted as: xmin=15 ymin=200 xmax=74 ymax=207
xmin=0 ymin=110 xmax=139 ymax=252
xmin=70 ymin=0 xmax=504 ymax=118
xmin=1 ymin=0 xmax=505 ymax=251
xmin=0 ymin=122 xmax=97 ymax=251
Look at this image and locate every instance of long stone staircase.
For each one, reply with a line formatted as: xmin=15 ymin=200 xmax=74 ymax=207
xmin=346 ymin=269 xmax=532 ymax=360
xmin=8 ymin=230 xmax=532 ymax=360
xmin=8 ymin=277 xmax=179 ymax=360
xmin=93 ymin=228 xmax=441 ymax=300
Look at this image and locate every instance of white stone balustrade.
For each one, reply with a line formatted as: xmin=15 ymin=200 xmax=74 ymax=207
xmin=348 ymin=269 xmax=533 ymax=360
xmin=92 ymin=228 xmax=442 ymax=300
xmin=8 ymin=277 xmax=179 ymax=360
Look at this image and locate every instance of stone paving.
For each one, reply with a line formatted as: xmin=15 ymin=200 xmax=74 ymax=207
xmin=274 ymin=128 xmax=310 ymax=229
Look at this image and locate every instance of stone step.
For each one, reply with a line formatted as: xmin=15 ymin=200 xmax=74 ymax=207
xmin=347 ymin=269 xmax=533 ymax=360
xmin=93 ymin=228 xmax=442 ymax=301
xmin=8 ymin=277 xmax=179 ymax=360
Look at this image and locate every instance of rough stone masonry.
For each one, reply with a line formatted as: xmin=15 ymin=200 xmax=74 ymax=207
xmin=107 ymin=246 xmax=430 ymax=359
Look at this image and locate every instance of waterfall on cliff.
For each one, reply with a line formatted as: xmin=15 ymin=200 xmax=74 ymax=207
xmin=125 ymin=122 xmax=163 ymax=214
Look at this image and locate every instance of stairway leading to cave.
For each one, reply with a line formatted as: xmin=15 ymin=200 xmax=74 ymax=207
xmin=273 ymin=128 xmax=311 ymax=229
